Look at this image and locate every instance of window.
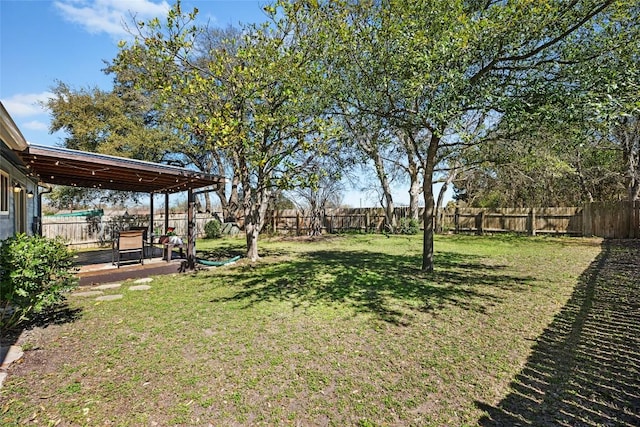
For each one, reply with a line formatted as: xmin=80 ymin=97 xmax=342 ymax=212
xmin=0 ymin=171 xmax=8 ymax=214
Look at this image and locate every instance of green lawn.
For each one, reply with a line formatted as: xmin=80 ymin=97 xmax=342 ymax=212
xmin=1 ymin=234 xmax=607 ymax=425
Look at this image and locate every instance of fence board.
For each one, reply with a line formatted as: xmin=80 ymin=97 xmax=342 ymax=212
xmin=584 ymin=202 xmax=639 ymax=238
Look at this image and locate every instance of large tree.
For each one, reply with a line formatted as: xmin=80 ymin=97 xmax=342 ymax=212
xmin=113 ymin=2 xmax=335 ymax=260
xmin=285 ymin=0 xmax=635 ymax=271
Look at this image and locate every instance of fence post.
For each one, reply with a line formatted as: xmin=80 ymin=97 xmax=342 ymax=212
xmin=454 ymin=207 xmax=459 ymax=234
xmin=529 ymin=208 xmax=536 ymax=236
xmin=476 ymin=211 xmax=484 ymax=235
xmin=629 ymin=202 xmax=640 ymax=238
xmin=296 ymin=211 xmax=301 ymax=236
xmin=273 ymin=210 xmax=278 ymax=234
xmin=365 ymin=210 xmax=370 ymax=232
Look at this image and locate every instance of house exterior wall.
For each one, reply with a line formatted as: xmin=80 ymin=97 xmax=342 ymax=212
xmin=0 ymin=149 xmax=39 ymax=240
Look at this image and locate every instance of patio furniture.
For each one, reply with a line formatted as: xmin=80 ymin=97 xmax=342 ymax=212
xmin=129 ymin=226 xmax=154 ymax=258
xmin=112 ymin=230 xmax=144 ymax=268
xmin=158 ymin=232 xmax=185 ymax=262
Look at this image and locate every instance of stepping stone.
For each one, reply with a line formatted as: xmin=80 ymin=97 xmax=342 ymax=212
xmin=72 ymin=290 xmax=104 ymax=297
xmin=95 ymin=294 xmax=123 ymax=301
xmin=129 ymin=285 xmax=151 ymax=291
xmin=133 ymin=278 xmax=153 ymax=284
xmin=1 ymin=345 xmax=24 ymax=369
xmin=94 ymin=283 xmax=121 ymax=290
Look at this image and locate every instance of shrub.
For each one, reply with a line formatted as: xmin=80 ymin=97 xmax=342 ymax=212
xmin=397 ymin=217 xmax=420 ymax=235
xmin=204 ymin=220 xmax=222 ymax=239
xmin=0 ymin=234 xmax=78 ymax=330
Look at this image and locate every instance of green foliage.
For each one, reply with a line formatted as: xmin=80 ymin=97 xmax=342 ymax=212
xmin=284 ymin=0 xmax=636 ymax=270
xmin=0 ymin=234 xmax=78 ymax=330
xmin=46 ymin=81 xmax=177 ymax=160
xmin=204 ymin=220 xmax=222 ymax=239
xmin=397 ymin=217 xmax=419 ymax=235
xmin=112 ymin=2 xmax=340 ymax=260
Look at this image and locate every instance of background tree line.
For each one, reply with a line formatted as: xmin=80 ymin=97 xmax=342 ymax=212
xmin=44 ymin=0 xmax=639 ymax=271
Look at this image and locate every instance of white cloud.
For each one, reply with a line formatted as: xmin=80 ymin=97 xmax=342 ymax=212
xmin=54 ymin=0 xmax=171 ymax=37
xmin=1 ymin=92 xmax=54 ymax=118
xmin=22 ymin=121 xmax=50 ymax=131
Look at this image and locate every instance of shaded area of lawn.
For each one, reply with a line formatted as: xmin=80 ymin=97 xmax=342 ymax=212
xmin=477 ymin=239 xmax=640 ymax=426
xmin=211 ymin=246 xmax=535 ymax=325
xmin=0 ymin=305 xmax=81 ymax=348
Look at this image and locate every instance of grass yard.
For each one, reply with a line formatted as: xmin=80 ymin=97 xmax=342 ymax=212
xmin=2 ymin=233 xmax=637 ymax=426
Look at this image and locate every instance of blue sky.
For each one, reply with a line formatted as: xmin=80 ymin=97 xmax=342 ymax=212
xmin=1 ymin=0 xmax=268 ymax=148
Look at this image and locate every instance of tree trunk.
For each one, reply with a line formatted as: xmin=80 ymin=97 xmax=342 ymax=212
xmin=421 ymin=135 xmax=440 ymax=273
xmin=408 ymin=161 xmax=421 ymax=221
xmin=435 ymin=166 xmax=457 ymax=233
xmin=575 ymin=150 xmax=595 ymax=203
xmin=435 ymin=181 xmax=448 ymax=233
xmin=204 ymin=192 xmax=212 ymax=213
xmin=246 ymin=222 xmax=260 ymax=261
xmin=372 ymin=150 xmax=396 ymax=232
xmin=618 ymin=115 xmax=640 ymax=202
xmin=227 ymin=175 xmax=241 ymax=221
xmin=243 ymin=182 xmax=270 ymax=262
xmin=422 ymin=176 xmax=435 ymax=272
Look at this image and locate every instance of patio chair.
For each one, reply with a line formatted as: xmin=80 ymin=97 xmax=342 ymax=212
xmin=112 ymin=230 xmax=144 ymax=268
xmin=129 ymin=226 xmax=153 ymax=258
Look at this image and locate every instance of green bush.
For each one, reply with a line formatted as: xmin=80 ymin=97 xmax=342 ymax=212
xmin=397 ymin=217 xmax=420 ymax=235
xmin=204 ymin=220 xmax=222 ymax=239
xmin=0 ymin=234 xmax=78 ymax=330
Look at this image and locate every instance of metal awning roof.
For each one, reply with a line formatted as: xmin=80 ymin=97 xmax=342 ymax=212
xmin=16 ymin=144 xmax=225 ymax=194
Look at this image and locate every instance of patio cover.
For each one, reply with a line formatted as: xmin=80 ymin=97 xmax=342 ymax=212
xmin=14 ymin=143 xmax=225 ymax=270
xmin=15 ymin=144 xmax=224 ymax=194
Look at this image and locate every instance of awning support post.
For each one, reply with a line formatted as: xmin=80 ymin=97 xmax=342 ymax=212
xmin=164 ymin=193 xmax=169 ymax=232
xmin=149 ymin=192 xmax=154 ymax=248
xmin=187 ymin=188 xmax=196 ymax=270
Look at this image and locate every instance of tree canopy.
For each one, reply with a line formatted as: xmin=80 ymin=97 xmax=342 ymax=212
xmin=281 ymin=0 xmax=638 ymax=271
xmin=45 ymin=0 xmax=639 ymax=271
xmin=112 ymin=2 xmax=340 ymax=260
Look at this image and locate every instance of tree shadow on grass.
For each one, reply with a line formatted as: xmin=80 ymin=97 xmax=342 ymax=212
xmin=1 ymin=304 xmax=81 ymax=357
xmin=196 ymin=240 xmax=292 ymax=261
xmin=476 ymin=239 xmax=640 ymax=426
xmin=211 ymin=248 xmax=534 ymax=325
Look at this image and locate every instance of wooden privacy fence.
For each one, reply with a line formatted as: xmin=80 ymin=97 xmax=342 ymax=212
xmin=271 ymin=203 xmax=639 ymax=238
xmin=443 ymin=207 xmax=584 ymax=236
xmin=441 ymin=202 xmax=639 ymax=238
xmin=582 ymin=202 xmax=640 ymax=239
xmin=267 ymin=208 xmax=388 ymax=235
xmin=43 ymin=202 xmax=639 ymax=246
xmin=42 ymin=213 xmax=218 ymax=248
